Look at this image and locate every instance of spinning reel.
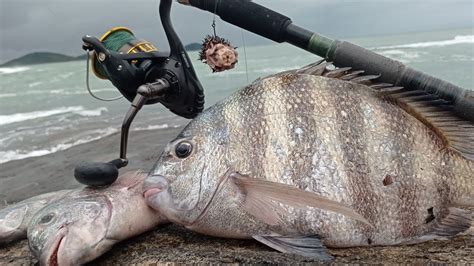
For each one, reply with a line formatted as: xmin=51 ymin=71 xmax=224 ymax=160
xmin=75 ymin=0 xmax=204 ymax=186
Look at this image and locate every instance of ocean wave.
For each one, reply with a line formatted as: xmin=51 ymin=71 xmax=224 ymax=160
xmin=133 ymin=124 xmax=182 ymax=131
xmin=28 ymin=82 xmax=42 ymax=88
xmin=378 ymin=49 xmax=426 ymax=63
xmin=374 ymin=35 xmax=474 ymax=50
xmin=76 ymin=107 xmax=108 ymax=117
xmin=0 ymin=127 xmax=119 ymax=164
xmin=0 ymin=66 xmax=30 ymax=75
xmin=0 ymin=93 xmax=17 ymax=99
xmin=0 ymin=123 xmax=180 ymax=164
xmin=49 ymin=87 xmax=118 ymax=96
xmin=0 ymin=106 xmax=108 ymax=126
xmin=58 ymin=72 xmax=75 ymax=79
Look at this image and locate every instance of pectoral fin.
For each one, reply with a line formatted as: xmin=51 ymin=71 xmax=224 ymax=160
xmin=404 ymin=207 xmax=473 ymax=244
xmin=253 ymin=234 xmax=333 ymax=261
xmin=428 ymin=207 xmax=472 ymax=237
xmin=230 ymin=172 xmax=371 ymax=227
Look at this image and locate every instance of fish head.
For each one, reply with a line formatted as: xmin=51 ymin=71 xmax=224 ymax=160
xmin=0 ymin=204 xmax=28 ymax=244
xmin=28 ymin=193 xmax=113 ymax=265
xmin=144 ymin=109 xmax=234 ymax=225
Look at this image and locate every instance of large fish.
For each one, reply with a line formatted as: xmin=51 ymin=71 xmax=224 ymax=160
xmin=28 ymin=171 xmax=168 ymax=265
xmin=0 ymin=190 xmax=72 ymax=245
xmin=144 ymin=61 xmax=474 ymax=260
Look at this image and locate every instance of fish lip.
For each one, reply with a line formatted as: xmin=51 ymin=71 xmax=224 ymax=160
xmin=143 ymin=175 xmax=168 ymax=200
xmin=43 ymin=227 xmax=67 ymax=266
xmin=143 ymin=187 xmax=163 ymax=200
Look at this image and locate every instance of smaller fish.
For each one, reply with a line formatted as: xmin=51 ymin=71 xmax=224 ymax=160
xmin=0 ymin=190 xmax=72 ymax=245
xmin=28 ymin=171 xmax=168 ymax=265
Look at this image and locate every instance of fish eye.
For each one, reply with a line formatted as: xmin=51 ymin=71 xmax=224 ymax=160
xmin=175 ymin=141 xmax=193 ymax=158
xmin=39 ymin=213 xmax=55 ymax=224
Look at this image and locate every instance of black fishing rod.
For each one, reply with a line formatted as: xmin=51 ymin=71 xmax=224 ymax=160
xmin=179 ymin=0 xmax=474 ymax=122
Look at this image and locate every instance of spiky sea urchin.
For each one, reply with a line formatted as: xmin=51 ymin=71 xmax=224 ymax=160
xmin=199 ymin=35 xmax=238 ymax=73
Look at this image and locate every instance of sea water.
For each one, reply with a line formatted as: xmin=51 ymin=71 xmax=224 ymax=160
xmin=0 ymin=28 xmax=472 ymax=165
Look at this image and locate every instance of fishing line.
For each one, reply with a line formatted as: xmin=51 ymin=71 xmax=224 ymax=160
xmin=211 ymin=0 xmax=218 ymax=37
xmin=85 ymin=52 xmax=123 ymax=102
xmin=240 ymin=30 xmax=249 ymax=83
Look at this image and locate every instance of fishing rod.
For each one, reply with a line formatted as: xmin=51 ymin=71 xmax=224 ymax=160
xmin=178 ymin=0 xmax=474 ymax=122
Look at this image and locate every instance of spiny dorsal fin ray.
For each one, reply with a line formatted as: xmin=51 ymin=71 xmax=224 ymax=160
xmin=385 ymin=90 xmax=474 ymax=160
xmin=294 ymin=61 xmax=474 ymax=161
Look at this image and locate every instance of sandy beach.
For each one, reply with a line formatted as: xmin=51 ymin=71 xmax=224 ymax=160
xmin=0 ymin=127 xmax=473 ymax=264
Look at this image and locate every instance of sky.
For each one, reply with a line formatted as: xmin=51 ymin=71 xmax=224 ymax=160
xmin=0 ymin=0 xmax=472 ymax=64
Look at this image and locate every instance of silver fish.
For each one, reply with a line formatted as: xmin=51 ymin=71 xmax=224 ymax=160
xmin=144 ymin=61 xmax=474 ymax=260
xmin=0 ymin=190 xmax=72 ymax=245
xmin=28 ymin=171 xmax=167 ymax=265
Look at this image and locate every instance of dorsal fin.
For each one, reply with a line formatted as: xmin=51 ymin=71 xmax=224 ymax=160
xmin=294 ymin=61 xmax=474 ymax=160
xmin=377 ymin=88 xmax=474 ymax=160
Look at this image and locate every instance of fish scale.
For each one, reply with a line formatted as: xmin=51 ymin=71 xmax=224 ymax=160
xmin=145 ymin=61 xmax=473 ymax=257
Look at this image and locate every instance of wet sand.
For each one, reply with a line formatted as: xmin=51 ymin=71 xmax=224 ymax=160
xmin=0 ymin=128 xmax=473 ymax=264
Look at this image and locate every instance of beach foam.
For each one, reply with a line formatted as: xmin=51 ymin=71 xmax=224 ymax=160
xmin=0 ymin=106 xmax=107 ymax=126
xmin=0 ymin=127 xmax=119 ymax=164
xmin=0 ymin=123 xmax=180 ymax=164
xmin=375 ymin=35 xmax=474 ymax=50
xmin=378 ymin=49 xmax=425 ymax=63
xmin=0 ymin=93 xmax=17 ymax=99
xmin=0 ymin=67 xmax=30 ymax=75
xmin=133 ymin=124 xmax=182 ymax=131
xmin=28 ymin=82 xmax=42 ymax=88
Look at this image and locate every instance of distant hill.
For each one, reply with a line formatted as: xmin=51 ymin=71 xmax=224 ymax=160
xmin=1 ymin=46 xmax=202 ymax=67
xmin=0 ymin=52 xmax=85 ymax=67
xmin=185 ymin=43 xmax=202 ymax=51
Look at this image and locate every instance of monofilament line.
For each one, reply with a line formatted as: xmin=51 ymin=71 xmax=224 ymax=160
xmin=241 ymin=30 xmax=249 ymax=83
xmin=85 ymin=52 xmax=123 ymax=102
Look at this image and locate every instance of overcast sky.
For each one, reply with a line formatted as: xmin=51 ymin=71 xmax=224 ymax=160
xmin=0 ymin=0 xmax=472 ymax=64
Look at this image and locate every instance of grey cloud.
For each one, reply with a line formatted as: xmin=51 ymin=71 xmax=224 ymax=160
xmin=0 ymin=0 xmax=472 ymax=63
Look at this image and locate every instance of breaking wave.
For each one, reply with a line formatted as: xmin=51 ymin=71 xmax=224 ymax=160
xmin=375 ymin=35 xmax=474 ymax=50
xmin=28 ymin=82 xmax=42 ymax=88
xmin=377 ymin=49 xmax=426 ymax=63
xmin=0 ymin=127 xmax=119 ymax=164
xmin=0 ymin=106 xmax=107 ymax=126
xmin=0 ymin=93 xmax=17 ymax=99
xmin=0 ymin=67 xmax=30 ymax=75
xmin=0 ymin=123 xmax=179 ymax=164
xmin=133 ymin=124 xmax=182 ymax=131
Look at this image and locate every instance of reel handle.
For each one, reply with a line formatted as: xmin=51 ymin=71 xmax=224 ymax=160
xmin=74 ymin=80 xmax=169 ymax=187
xmin=74 ymin=159 xmax=127 ymax=187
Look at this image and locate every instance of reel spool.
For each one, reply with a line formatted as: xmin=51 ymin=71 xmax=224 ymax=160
xmin=91 ymin=27 xmax=158 ymax=80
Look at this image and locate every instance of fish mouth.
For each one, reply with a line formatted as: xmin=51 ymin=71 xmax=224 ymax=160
xmin=143 ymin=187 xmax=163 ymax=200
xmin=43 ymin=228 xmax=67 ymax=266
xmin=142 ymin=175 xmax=168 ymax=200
